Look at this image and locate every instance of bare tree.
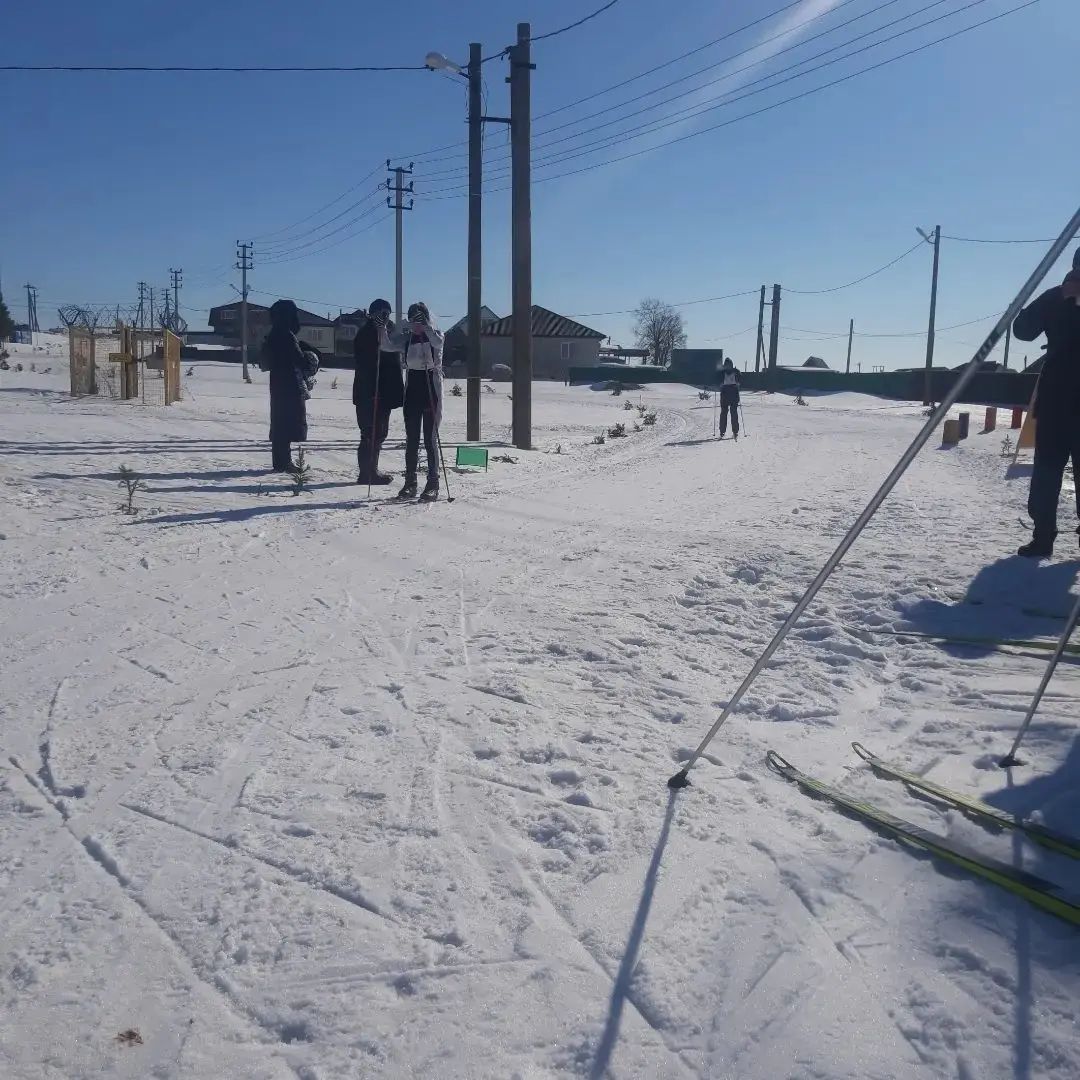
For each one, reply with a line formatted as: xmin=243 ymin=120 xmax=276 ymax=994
xmin=633 ymin=299 xmax=686 ymax=367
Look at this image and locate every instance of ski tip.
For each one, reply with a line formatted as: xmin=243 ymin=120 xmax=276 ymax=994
xmin=667 ymin=769 xmax=691 ymax=790
xmin=765 ymin=749 xmax=792 ymax=774
xmin=851 ymin=741 xmax=871 ymax=762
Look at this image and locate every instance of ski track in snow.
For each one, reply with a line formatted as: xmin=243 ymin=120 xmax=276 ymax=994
xmin=3 ymin=348 xmax=1080 ymax=1078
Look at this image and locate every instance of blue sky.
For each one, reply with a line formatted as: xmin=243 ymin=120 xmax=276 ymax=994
xmin=3 ymin=0 xmax=1077 ymax=369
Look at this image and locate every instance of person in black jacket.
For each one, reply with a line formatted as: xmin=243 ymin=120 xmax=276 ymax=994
xmin=353 ymin=298 xmax=404 ymax=485
xmin=1012 ymin=250 xmax=1080 ymax=557
xmin=261 ymin=299 xmax=319 ymax=473
xmin=718 ymin=356 xmax=740 ymax=439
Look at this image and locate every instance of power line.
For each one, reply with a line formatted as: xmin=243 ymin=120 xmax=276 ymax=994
xmin=416 ymin=0 xmax=999 ymax=195
xmin=943 ymin=233 xmax=1059 ymax=243
xmin=570 ymin=289 xmax=759 ymax=318
xmin=419 ymin=0 xmax=1040 ymax=200
xmin=529 ymin=0 xmax=625 ymax=43
xmin=256 ymin=188 xmax=384 ymax=254
xmin=783 ymin=309 xmax=1004 ymax=338
xmin=1 ymin=63 xmax=425 ymax=73
xmin=535 ymin=0 xmax=807 ymax=121
xmin=528 ymin=0 xmax=946 ymax=152
xmin=258 ymin=212 xmax=392 ymax=265
xmin=428 ymin=0 xmax=891 ymax=172
xmin=393 ymin=0 xmax=811 ymax=164
xmin=252 ymin=164 xmax=384 ymax=242
xmin=786 ymin=239 xmax=926 ymax=295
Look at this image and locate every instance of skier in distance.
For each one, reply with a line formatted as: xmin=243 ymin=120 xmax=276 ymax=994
xmin=1012 ymin=248 xmax=1080 ymax=558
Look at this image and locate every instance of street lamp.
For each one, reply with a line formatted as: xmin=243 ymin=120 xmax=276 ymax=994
xmin=425 ymin=52 xmax=462 ymax=75
xmin=425 ymin=45 xmax=486 ymax=442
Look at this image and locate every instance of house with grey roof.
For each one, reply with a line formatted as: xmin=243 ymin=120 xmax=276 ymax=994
xmin=480 ymin=305 xmax=606 ymax=380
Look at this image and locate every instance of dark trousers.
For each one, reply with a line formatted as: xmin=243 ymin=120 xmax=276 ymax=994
xmin=356 ymin=404 xmax=391 ymax=476
xmin=403 ymin=373 xmax=438 ymax=483
xmin=720 ymin=401 xmax=739 ymax=436
xmin=271 ymin=437 xmax=293 ymax=471
xmin=1028 ymin=418 xmax=1080 ymax=535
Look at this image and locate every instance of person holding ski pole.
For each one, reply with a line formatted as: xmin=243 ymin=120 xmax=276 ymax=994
xmin=353 ymin=298 xmax=403 ymax=487
xmin=718 ymin=356 xmax=741 ymax=440
xmin=395 ymin=302 xmax=445 ymax=501
xmin=1012 ymin=249 xmax=1080 ymax=558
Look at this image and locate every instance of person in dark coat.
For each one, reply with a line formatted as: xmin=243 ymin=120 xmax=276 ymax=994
xmin=261 ymin=299 xmax=319 ymax=473
xmin=718 ymin=356 xmax=741 ymax=439
xmin=353 ymin=298 xmax=404 ymax=485
xmin=1012 ymin=249 xmax=1080 ymax=557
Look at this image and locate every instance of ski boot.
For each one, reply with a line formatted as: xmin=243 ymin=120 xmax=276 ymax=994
xmin=397 ymin=477 xmax=418 ymax=499
xmin=357 ymin=471 xmax=393 ymax=486
xmin=419 ymin=478 xmax=440 ymax=503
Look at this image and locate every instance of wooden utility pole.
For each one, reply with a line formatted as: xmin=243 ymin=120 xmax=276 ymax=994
xmin=766 ymin=283 xmax=781 ymax=391
xmin=236 ymin=242 xmax=253 ymax=383
xmin=919 ymin=224 xmax=941 ymax=406
xmin=754 ymin=285 xmax=766 ymax=373
xmin=1002 ymin=321 xmax=1012 ymax=369
xmin=386 ymin=164 xmax=414 ymax=328
xmin=845 ymin=318 xmax=854 ymax=374
xmin=509 ymin=22 xmax=533 ymax=450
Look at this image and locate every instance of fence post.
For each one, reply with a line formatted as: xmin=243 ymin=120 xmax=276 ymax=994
xmin=983 ymin=407 xmax=997 ymax=433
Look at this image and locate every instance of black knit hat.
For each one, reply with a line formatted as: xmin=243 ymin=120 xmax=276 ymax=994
xmin=269 ymin=299 xmax=300 ymax=333
xmin=369 ymin=298 xmax=391 ymax=316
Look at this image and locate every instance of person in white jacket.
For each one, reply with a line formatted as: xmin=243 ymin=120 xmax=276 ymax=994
xmin=394 ymin=302 xmax=445 ymax=500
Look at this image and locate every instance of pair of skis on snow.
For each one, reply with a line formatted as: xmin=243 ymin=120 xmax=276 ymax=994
xmin=769 ymin=743 xmax=1080 ymax=927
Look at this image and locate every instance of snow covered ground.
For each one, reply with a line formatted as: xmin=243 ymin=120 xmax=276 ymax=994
xmin=3 ymin=347 xmax=1080 ymax=1080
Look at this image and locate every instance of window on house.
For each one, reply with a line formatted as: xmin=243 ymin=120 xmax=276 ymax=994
xmin=560 ymin=341 xmax=574 ymax=361
xmin=219 ymin=309 xmax=236 ymax=322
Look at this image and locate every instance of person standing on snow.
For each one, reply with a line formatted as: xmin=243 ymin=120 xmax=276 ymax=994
xmin=394 ymin=302 xmax=445 ymax=501
xmin=1012 ymin=249 xmax=1080 ymax=558
xmin=353 ymin=298 xmax=404 ymax=485
xmin=718 ymin=356 xmax=741 ymax=440
xmin=261 ymin=299 xmax=320 ymax=473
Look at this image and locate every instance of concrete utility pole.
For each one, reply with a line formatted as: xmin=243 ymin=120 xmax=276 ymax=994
xmin=236 ymin=242 xmax=254 ymax=383
xmin=509 ymin=22 xmax=534 ymax=451
xmin=845 ymin=318 xmax=854 ymax=374
xmin=386 ymin=163 xmax=414 ymax=327
xmin=466 ymin=41 xmax=484 ymax=442
xmin=754 ymin=285 xmax=766 ymax=373
xmin=149 ymin=287 xmax=156 ymax=331
xmin=170 ymin=267 xmax=182 ymax=331
xmin=918 ymin=224 xmax=941 ymax=406
xmin=766 ymin=283 xmax=781 ymax=391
